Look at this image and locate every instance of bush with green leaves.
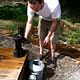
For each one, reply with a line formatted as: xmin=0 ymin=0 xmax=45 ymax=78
xmin=5 ymin=23 xmax=18 ymax=34
xmin=68 ymin=29 xmax=80 ymax=45
xmin=0 ymin=4 xmax=27 ymax=22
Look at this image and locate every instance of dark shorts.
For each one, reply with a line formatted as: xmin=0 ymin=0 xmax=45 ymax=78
xmin=38 ymin=18 xmax=60 ymax=43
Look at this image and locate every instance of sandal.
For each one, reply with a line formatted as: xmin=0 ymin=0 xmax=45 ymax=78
xmin=47 ymin=57 xmax=57 ymax=68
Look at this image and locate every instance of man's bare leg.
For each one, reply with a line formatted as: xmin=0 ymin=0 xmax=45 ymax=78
xmin=47 ymin=39 xmax=56 ymax=68
xmin=50 ymin=40 xmax=56 ymax=61
xmin=39 ymin=39 xmax=44 ymax=55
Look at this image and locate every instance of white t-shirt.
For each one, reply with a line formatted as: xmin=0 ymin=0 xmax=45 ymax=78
xmin=27 ymin=0 xmax=61 ymax=21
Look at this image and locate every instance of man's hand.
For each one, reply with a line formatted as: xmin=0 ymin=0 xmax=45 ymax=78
xmin=43 ymin=35 xmax=50 ymax=46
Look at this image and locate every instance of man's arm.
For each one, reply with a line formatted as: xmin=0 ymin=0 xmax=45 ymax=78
xmin=43 ymin=18 xmax=59 ymax=45
xmin=24 ymin=18 xmax=33 ymax=39
xmin=47 ymin=18 xmax=59 ymax=38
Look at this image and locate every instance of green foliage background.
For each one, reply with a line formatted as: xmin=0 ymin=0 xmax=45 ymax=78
xmin=0 ymin=4 xmax=27 ymax=22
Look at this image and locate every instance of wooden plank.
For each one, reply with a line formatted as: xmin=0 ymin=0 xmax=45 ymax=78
xmin=0 ymin=68 xmax=21 ymax=80
xmin=0 ymin=48 xmax=27 ymax=80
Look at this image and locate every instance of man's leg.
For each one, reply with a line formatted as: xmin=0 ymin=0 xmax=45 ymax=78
xmin=50 ymin=25 xmax=60 ymax=61
xmin=39 ymin=39 xmax=44 ymax=55
xmin=38 ymin=19 xmax=48 ymax=56
xmin=50 ymin=35 xmax=56 ymax=61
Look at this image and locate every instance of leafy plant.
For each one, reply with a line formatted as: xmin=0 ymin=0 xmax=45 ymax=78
xmin=33 ymin=16 xmax=38 ymax=26
xmin=6 ymin=23 xmax=18 ymax=34
xmin=68 ymin=29 xmax=80 ymax=45
xmin=0 ymin=4 xmax=27 ymax=22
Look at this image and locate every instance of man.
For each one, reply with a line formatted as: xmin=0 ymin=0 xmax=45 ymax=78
xmin=25 ymin=0 xmax=61 ymax=63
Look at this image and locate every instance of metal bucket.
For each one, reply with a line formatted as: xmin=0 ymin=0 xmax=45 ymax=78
xmin=29 ymin=59 xmax=45 ymax=80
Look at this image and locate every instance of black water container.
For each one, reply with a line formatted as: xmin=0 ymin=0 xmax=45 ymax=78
xmin=13 ymin=34 xmax=26 ymax=58
xmin=13 ymin=27 xmax=26 ymax=58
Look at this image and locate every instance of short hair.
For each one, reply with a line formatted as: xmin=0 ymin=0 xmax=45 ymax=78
xmin=28 ymin=0 xmax=43 ymax=4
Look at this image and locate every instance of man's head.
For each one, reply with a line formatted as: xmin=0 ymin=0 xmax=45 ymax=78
xmin=28 ymin=0 xmax=43 ymax=4
xmin=28 ymin=0 xmax=43 ymax=12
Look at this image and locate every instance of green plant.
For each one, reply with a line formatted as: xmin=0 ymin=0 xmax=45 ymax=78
xmin=13 ymin=5 xmax=27 ymax=22
xmin=68 ymin=29 xmax=80 ymax=45
xmin=0 ymin=5 xmax=27 ymax=22
xmin=62 ymin=13 xmax=80 ymax=23
xmin=6 ymin=23 xmax=18 ymax=34
xmin=32 ymin=16 xmax=38 ymax=27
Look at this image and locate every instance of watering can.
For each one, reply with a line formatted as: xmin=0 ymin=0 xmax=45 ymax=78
xmin=29 ymin=59 xmax=45 ymax=80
